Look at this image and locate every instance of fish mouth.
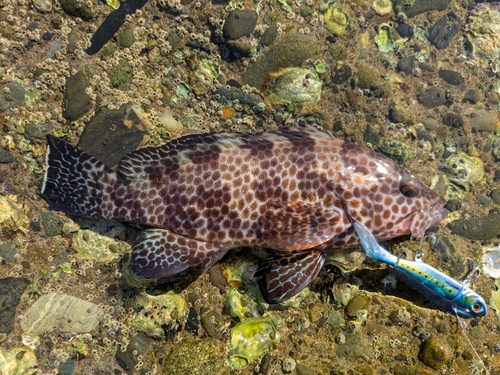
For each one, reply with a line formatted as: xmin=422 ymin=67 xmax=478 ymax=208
xmin=409 ymin=197 xmax=448 ymax=238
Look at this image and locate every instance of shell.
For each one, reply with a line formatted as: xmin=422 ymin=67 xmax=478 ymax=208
xmin=443 ymin=151 xmax=484 ymax=191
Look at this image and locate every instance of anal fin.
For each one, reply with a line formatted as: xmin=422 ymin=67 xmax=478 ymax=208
xmin=130 ymin=229 xmax=228 ymax=277
xmin=256 ymin=250 xmax=326 ymax=303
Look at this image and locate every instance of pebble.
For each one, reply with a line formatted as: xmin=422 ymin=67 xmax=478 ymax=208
xmin=491 ymin=188 xmax=500 ymax=204
xmin=418 ymin=89 xmax=446 ymax=108
xmin=162 ymin=339 xmax=222 ymax=375
xmin=448 ymin=210 xmax=500 ymax=240
xmin=215 ymin=87 xmax=262 ymax=107
xmin=442 ymin=113 xmax=464 ymax=128
xmin=427 ymin=12 xmax=461 ymax=50
xmin=0 ymin=278 xmax=29 ymax=335
xmin=355 ymin=64 xmax=392 ymax=98
xmin=77 ymin=103 xmax=148 ymax=168
xmin=397 ymin=55 xmax=415 ymax=76
xmin=0 ymin=81 xmax=26 ymax=112
xmin=463 ymin=89 xmax=479 ymax=104
xmin=32 ymin=0 xmax=52 ymax=12
xmin=296 ymin=363 xmax=318 ymax=375
xmin=41 ymin=211 xmax=67 ymax=236
xmin=185 ymin=307 xmax=199 ymax=335
xmin=223 ymin=10 xmax=258 ymax=40
xmin=0 ymin=196 xmax=24 ymax=235
xmin=469 ymin=110 xmax=498 ymax=132
xmin=395 ymin=24 xmax=413 ymax=38
xmin=418 ymin=336 xmax=454 ymax=370
xmin=0 ymin=147 xmax=14 ymax=163
xmin=260 ymin=25 xmax=278 ymax=47
xmin=25 ymin=122 xmax=55 ymax=139
xmin=20 ymin=292 xmax=104 ymax=335
xmin=58 ymin=0 xmax=94 ymax=20
xmin=117 ymin=25 xmax=135 ymax=48
xmin=393 ymin=0 xmax=451 ymax=18
xmin=438 ymin=69 xmax=464 ymax=86
xmin=109 ymin=59 xmax=133 ymax=90
xmin=200 ymin=310 xmax=221 ymax=338
xmin=115 ymin=333 xmax=153 ymax=373
xmin=282 ymin=358 xmax=296 ymax=374
xmin=62 ymin=70 xmax=93 ymax=121
xmin=345 ymin=293 xmax=370 ymax=319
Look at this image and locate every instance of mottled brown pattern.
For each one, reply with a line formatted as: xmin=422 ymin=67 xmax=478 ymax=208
xmin=41 ymin=126 xmax=447 ymax=302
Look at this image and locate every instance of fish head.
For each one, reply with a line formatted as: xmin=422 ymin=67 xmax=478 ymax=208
xmin=336 ymin=143 xmax=447 ymax=240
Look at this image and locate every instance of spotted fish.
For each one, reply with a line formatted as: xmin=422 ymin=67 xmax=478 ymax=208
xmin=41 ymin=125 xmax=447 ymax=302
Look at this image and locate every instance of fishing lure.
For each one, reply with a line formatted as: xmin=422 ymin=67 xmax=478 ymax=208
xmin=352 ymin=221 xmax=487 ymax=319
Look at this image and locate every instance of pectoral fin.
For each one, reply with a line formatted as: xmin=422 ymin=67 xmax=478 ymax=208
xmin=259 ymin=201 xmax=347 ymax=251
xmin=130 ymin=229 xmax=228 ymax=277
xmin=256 ymin=250 xmax=326 ymax=303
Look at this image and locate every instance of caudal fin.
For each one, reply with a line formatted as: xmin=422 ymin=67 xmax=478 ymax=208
xmin=40 ymin=135 xmax=117 ymax=219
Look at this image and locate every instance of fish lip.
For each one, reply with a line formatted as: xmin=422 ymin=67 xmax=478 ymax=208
xmin=409 ymin=197 xmax=448 ymax=238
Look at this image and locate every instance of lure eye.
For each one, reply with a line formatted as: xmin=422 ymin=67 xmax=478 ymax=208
xmin=399 ymin=178 xmax=420 ymax=198
xmin=472 ymin=303 xmax=482 ymax=313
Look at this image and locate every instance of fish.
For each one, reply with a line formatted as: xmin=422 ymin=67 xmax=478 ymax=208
xmin=40 ymin=125 xmax=447 ymax=302
xmin=352 ymin=220 xmax=487 ymax=318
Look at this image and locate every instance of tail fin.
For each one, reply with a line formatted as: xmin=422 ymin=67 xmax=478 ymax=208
xmin=40 ymin=135 xmax=117 ymax=219
xmin=353 ymin=221 xmax=398 ymax=265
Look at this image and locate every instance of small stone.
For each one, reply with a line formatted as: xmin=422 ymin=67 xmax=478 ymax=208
xmin=116 ymin=333 xmax=153 ymax=373
xmin=20 ymin=293 xmax=104 ymax=335
xmin=0 ymin=148 xmax=14 ymax=163
xmin=438 ymin=70 xmax=464 ymax=86
xmin=463 ymin=89 xmax=479 ymax=104
xmin=296 ymin=363 xmax=318 ymax=375
xmin=395 ymin=24 xmax=413 ymax=38
xmin=495 ymin=169 xmax=500 ymax=181
xmin=41 ymin=211 xmax=67 ymax=236
xmin=345 ymin=293 xmax=370 ymax=319
xmin=393 ymin=0 xmax=451 ymax=18
xmin=0 ymin=196 xmax=24 ymax=235
xmin=117 ymin=25 xmax=135 ymax=48
xmin=162 ymin=339 xmax=223 ymax=375
xmin=442 ymin=113 xmax=464 ymax=128
xmin=185 ymin=307 xmax=199 ymax=335
xmin=0 ymin=278 xmax=29 ymax=335
xmin=330 ymin=64 xmax=352 ymax=85
xmin=223 ymin=10 xmax=258 ymax=40
xmin=62 ymin=71 xmax=93 ymax=121
xmin=260 ymin=26 xmax=278 ymax=46
xmin=419 ymin=89 xmax=446 ymax=108
xmin=200 ymin=310 xmax=221 ymax=338
xmin=59 ymin=359 xmax=75 ymax=375
xmin=32 ymin=0 xmax=52 ymax=12
xmin=379 ymin=138 xmax=412 ymax=164
xmin=397 ymin=55 xmax=415 ymax=76
xmin=281 ymin=358 xmax=296 ymax=374
xmin=388 ymin=100 xmax=415 ymax=124
xmin=418 ymin=336 xmax=454 ymax=370
xmin=427 ymin=12 xmax=461 ymax=50
xmin=355 ymin=64 xmax=392 ymax=98
xmin=58 ymin=0 xmax=94 ymax=19
xmin=469 ymin=110 xmax=498 ymax=132
xmin=0 ymin=81 xmax=26 ymax=112
xmin=109 ymin=58 xmax=133 ymax=90
xmin=25 ymin=122 xmax=54 ymax=139
xmin=491 ymin=188 xmax=500 ymax=204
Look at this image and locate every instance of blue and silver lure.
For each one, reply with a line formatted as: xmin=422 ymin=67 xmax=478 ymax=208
xmin=353 ymin=221 xmax=487 ymax=319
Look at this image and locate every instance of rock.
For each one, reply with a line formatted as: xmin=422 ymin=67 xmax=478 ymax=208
xmin=395 ymin=24 xmax=413 ymax=38
xmin=25 ymin=122 xmax=55 ymax=139
xmin=109 ymin=58 xmax=133 ymax=90
xmin=0 ymin=81 xmax=26 ymax=112
xmin=0 ymin=346 xmax=38 ymax=374
xmin=355 ymin=64 xmax=392 ymax=98
xmin=463 ymin=89 xmax=479 ymax=104
xmin=32 ymin=0 xmax=52 ymax=12
xmin=296 ymin=363 xmax=318 ymax=375
xmin=117 ymin=25 xmax=135 ymax=48
xmin=215 ymin=87 xmax=262 ymax=107
xmin=162 ymin=339 xmax=223 ymax=375
xmin=379 ymin=138 xmax=412 ymax=164
xmin=58 ymin=0 xmax=94 ymax=19
xmin=115 ymin=333 xmax=154 ymax=373
xmin=393 ymin=0 xmax=451 ymax=18
xmin=345 ymin=293 xmax=370 ymax=320
xmin=200 ymin=310 xmax=222 ymax=338
xmin=77 ymin=103 xmax=149 ymax=168
xmin=469 ymin=110 xmax=498 ymax=132
xmin=0 ymin=196 xmax=24 ymax=235
xmin=448 ymin=210 xmax=500 ymax=240
xmin=0 ymin=278 xmax=29 ymax=335
xmin=223 ymin=10 xmax=258 ymax=40
xmin=438 ymin=70 xmax=464 ymax=85
xmin=20 ymin=293 xmax=104 ymax=335
xmin=388 ymin=100 xmax=415 ymax=124
xmin=330 ymin=64 xmax=352 ymax=85
xmin=41 ymin=211 xmax=68 ymax=237
xmin=418 ymin=336 xmax=454 ymax=370
xmin=419 ymin=89 xmax=446 ymax=108
xmin=491 ymin=188 xmax=500 ymax=204
xmin=335 ymin=327 xmax=374 ymax=359
xmin=242 ymin=33 xmax=319 ymax=89
xmin=0 ymin=148 xmax=14 ymax=163
xmin=397 ymin=55 xmax=415 ymax=75
xmin=427 ymin=12 xmax=461 ymax=50
xmin=62 ymin=71 xmax=93 ymax=121
xmin=260 ymin=26 xmax=278 ymax=47
xmin=442 ymin=113 xmax=464 ymax=128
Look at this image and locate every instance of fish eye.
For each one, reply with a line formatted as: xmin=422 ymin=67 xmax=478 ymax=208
xmin=399 ymin=178 xmax=420 ymax=198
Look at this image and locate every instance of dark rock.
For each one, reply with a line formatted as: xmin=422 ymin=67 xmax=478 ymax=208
xmin=259 ymin=353 xmax=271 ymax=374
xmin=59 ymin=359 xmax=75 ymax=375
xmin=438 ymin=69 xmax=464 ymax=85
xmin=223 ymin=10 xmax=258 ymax=40
xmin=86 ymin=0 xmax=148 ymax=55
xmin=448 ymin=210 xmax=500 ymax=240
xmin=242 ymin=33 xmax=319 ymax=89
xmin=260 ymin=25 xmax=278 ymax=46
xmin=442 ymin=113 xmax=463 ymax=128
xmin=0 ymin=148 xmax=14 ymax=163
xmin=109 ymin=59 xmax=133 ymax=90
xmin=78 ymin=103 xmax=148 ymax=168
xmin=419 ymin=89 xmax=446 ymax=108
xmin=427 ymin=12 xmax=461 ymax=50
xmin=58 ymin=0 xmax=94 ymax=20
xmin=215 ymin=87 xmax=262 ymax=107
xmin=296 ymin=363 xmax=318 ymax=375
xmin=200 ymin=310 xmax=221 ymax=338
xmin=463 ymin=89 xmax=479 ymax=104
xmin=41 ymin=211 xmax=67 ymax=236
xmin=62 ymin=71 xmax=93 ymax=121
xmin=0 ymin=240 xmax=20 ymax=263
xmin=330 ymin=64 xmax=352 ymax=84
xmin=476 ymin=193 xmax=492 ymax=206
xmin=395 ymin=23 xmax=413 ymax=38
xmin=491 ymin=188 xmax=500 ymax=204
xmin=363 ymin=124 xmax=380 ymax=145
xmin=418 ymin=62 xmax=435 ymax=72
xmin=0 ymin=81 xmax=26 ymax=112
xmin=418 ymin=336 xmax=454 ymax=370
xmin=397 ymin=55 xmax=415 ymax=75
xmin=185 ymin=307 xmax=199 ymax=335
xmin=0 ymin=277 xmax=30 ymax=334
xmin=393 ymin=0 xmax=451 ymax=18
xmin=495 ymin=169 xmax=500 ymax=181
xmin=116 ymin=333 xmax=153 ymax=373
xmin=25 ymin=122 xmax=55 ymax=139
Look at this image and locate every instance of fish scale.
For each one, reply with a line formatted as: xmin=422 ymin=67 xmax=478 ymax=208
xmin=41 ymin=125 xmax=447 ymax=302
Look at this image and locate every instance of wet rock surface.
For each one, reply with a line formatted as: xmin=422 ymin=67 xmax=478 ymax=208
xmin=0 ymin=278 xmax=29 ymax=335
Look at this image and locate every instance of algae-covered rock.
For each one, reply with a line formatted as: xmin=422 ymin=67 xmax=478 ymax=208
xmin=354 ymin=64 xmax=392 ymax=98
xmin=162 ymin=339 xmax=223 ymax=375
xmin=418 ymin=336 xmax=454 ymax=370
xmin=20 ymin=293 xmax=104 ymax=335
xmin=0 ymin=346 xmax=38 ymax=375
xmin=379 ymin=138 xmax=412 ymax=164
xmin=73 ymin=227 xmax=127 ymax=262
